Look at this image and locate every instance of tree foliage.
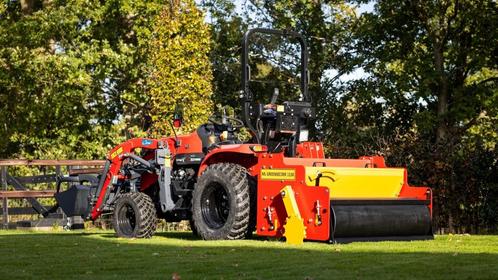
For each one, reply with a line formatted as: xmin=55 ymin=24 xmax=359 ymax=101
xmin=352 ymin=0 xmax=498 ymax=142
xmin=0 ymin=0 xmax=164 ymax=159
xmin=147 ymin=0 xmax=213 ymax=136
xmin=201 ymin=0 xmax=247 ymax=109
xmin=347 ymin=0 xmax=498 ymax=231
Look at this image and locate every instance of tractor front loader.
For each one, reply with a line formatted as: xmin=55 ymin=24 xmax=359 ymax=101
xmin=55 ymin=28 xmax=433 ymax=244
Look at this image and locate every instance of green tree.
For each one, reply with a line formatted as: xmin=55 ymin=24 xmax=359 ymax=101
xmin=352 ymin=0 xmax=498 ymax=143
xmin=201 ymin=0 xmax=247 ymax=109
xmin=147 ymin=0 xmax=213 ymax=136
xmin=0 ymin=0 xmax=164 ymax=159
xmin=346 ymin=0 xmax=498 ymax=231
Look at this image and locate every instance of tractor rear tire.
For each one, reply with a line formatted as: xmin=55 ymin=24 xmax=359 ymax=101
xmin=113 ymin=192 xmax=157 ymax=238
xmin=192 ymin=163 xmax=251 ymax=240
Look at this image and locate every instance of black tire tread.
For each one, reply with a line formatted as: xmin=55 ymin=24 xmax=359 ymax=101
xmin=245 ymin=176 xmax=257 ymax=238
xmin=192 ymin=163 xmax=251 ymax=240
xmin=113 ymin=192 xmax=157 ymax=238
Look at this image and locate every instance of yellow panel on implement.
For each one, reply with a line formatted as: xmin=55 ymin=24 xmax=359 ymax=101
xmin=305 ymin=167 xmax=405 ymax=199
xmin=280 ymin=185 xmax=306 ymax=245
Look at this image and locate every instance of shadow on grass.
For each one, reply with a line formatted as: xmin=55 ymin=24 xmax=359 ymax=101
xmin=155 ymin=231 xmax=271 ymax=241
xmin=155 ymin=231 xmax=200 ymax=240
xmin=92 ymin=231 xmax=245 ymax=241
xmin=1 ymin=232 xmax=497 ymax=280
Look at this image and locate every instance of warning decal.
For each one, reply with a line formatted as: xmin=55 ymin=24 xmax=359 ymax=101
xmin=110 ymin=147 xmax=123 ymax=159
xmin=260 ymin=169 xmax=296 ymax=180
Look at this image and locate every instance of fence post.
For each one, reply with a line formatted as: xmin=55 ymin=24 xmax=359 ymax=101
xmin=1 ymin=166 xmax=8 ymax=229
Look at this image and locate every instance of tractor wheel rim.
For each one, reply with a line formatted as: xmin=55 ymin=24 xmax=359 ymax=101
xmin=117 ymin=203 xmax=136 ymax=236
xmin=201 ymin=182 xmax=230 ymax=229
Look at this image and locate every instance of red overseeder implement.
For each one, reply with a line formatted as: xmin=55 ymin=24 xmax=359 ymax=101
xmin=55 ymin=29 xmax=433 ymax=244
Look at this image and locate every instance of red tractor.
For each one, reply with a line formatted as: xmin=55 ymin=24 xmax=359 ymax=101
xmin=56 ymin=29 xmax=433 ymax=244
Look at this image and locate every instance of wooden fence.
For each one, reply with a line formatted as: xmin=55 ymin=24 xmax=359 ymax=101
xmin=0 ymin=160 xmax=105 ymax=228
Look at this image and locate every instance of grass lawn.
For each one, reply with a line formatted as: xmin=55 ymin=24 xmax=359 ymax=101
xmin=0 ymin=230 xmax=497 ymax=279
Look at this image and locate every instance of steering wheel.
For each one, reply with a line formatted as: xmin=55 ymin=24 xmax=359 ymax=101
xmin=208 ymin=115 xmax=245 ymax=130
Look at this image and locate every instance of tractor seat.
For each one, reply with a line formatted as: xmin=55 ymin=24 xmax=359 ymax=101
xmin=197 ymin=124 xmax=240 ymax=153
xmin=197 ymin=124 xmax=214 ymax=152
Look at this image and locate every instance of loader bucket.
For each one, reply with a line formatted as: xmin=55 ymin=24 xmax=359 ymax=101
xmin=55 ymin=185 xmax=95 ymax=217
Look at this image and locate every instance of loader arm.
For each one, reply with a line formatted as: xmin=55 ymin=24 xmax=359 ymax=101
xmin=90 ymin=138 xmax=171 ymax=220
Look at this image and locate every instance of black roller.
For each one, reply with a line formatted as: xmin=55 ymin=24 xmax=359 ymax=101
xmin=330 ymin=200 xmax=433 ymax=242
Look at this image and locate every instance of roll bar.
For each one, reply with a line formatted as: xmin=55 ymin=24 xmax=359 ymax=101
xmin=240 ymin=29 xmax=310 ymax=143
xmin=240 ymin=28 xmax=310 ymax=102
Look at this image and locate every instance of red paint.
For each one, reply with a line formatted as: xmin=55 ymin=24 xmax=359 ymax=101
xmin=296 ymin=142 xmax=325 ymax=158
xmin=175 ymin=131 xmax=203 ymax=155
xmin=256 ymin=183 xmax=330 ymax=241
xmin=198 ymin=144 xmax=258 ymax=175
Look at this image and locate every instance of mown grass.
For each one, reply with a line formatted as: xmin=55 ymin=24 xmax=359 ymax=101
xmin=0 ymin=230 xmax=497 ymax=279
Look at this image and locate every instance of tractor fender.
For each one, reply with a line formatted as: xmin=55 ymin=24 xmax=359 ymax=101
xmin=198 ymin=144 xmax=258 ymax=176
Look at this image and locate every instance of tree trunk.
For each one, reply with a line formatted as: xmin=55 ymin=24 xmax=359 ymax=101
xmin=43 ymin=1 xmax=56 ymax=54
xmin=20 ymin=0 xmax=35 ymax=15
xmin=433 ymin=42 xmax=449 ymax=143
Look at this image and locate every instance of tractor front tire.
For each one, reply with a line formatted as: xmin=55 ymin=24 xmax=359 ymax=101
xmin=113 ymin=192 xmax=157 ymax=238
xmin=192 ymin=163 xmax=251 ymax=240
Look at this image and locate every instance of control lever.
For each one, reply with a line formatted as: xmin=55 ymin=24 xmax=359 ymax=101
xmin=270 ymin=88 xmax=279 ymax=104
